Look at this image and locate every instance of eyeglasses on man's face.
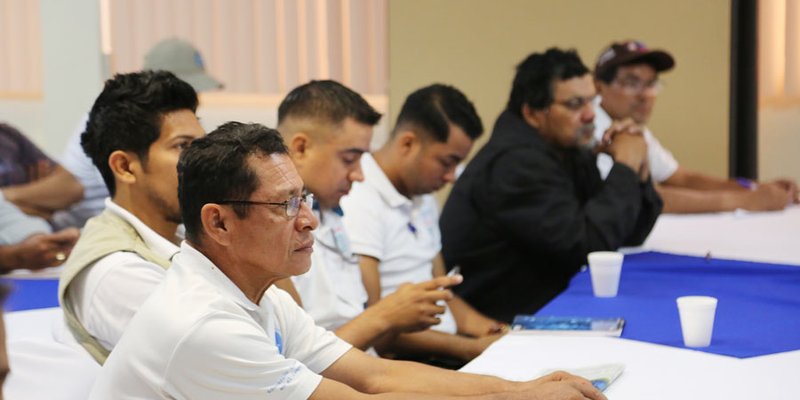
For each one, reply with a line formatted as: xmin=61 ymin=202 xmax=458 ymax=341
xmin=552 ymin=95 xmax=598 ymax=112
xmin=613 ymin=77 xmax=663 ymax=95
xmin=217 ymin=192 xmax=315 ymax=217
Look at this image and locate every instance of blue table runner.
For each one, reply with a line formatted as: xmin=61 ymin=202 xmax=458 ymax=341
xmin=537 ymin=252 xmax=800 ymax=358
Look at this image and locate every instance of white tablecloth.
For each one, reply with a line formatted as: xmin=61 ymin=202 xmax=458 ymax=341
xmin=3 ymin=308 xmax=99 ymax=400
xmin=638 ymin=205 xmax=800 ymax=266
xmin=462 ymin=334 xmax=800 ymax=399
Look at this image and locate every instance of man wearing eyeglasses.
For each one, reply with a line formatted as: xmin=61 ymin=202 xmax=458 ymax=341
xmin=273 ymin=80 xmax=462 ymax=353
xmin=593 ymin=40 xmax=797 ymax=213
xmin=58 ymin=71 xmax=205 ymax=363
xmin=439 ymin=48 xmax=662 ymax=322
xmin=90 ymin=122 xmax=605 ymax=400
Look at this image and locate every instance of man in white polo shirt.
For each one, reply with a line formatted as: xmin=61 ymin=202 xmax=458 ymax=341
xmin=593 ymin=39 xmax=797 ymax=213
xmin=274 ymin=80 xmax=462 ymax=351
xmin=341 ymin=84 xmax=506 ymax=365
xmin=58 ymin=71 xmax=205 ymax=363
xmin=90 ymin=122 xmax=605 ymax=400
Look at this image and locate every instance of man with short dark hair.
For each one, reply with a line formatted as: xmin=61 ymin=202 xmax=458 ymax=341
xmin=341 ymin=84 xmax=506 ymax=364
xmin=440 ymin=49 xmax=662 ymax=322
xmin=58 ymin=70 xmax=205 ymax=363
xmin=47 ymin=37 xmax=223 ymax=230
xmin=593 ymin=40 xmax=797 ymax=213
xmin=275 ymin=80 xmax=461 ymax=352
xmin=90 ymin=122 xmax=605 ymax=400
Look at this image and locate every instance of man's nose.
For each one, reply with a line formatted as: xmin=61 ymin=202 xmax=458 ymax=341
xmin=349 ymin=165 xmax=364 ymax=183
xmin=296 ymin=201 xmax=319 ymax=231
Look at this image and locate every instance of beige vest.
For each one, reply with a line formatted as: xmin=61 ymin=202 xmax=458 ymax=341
xmin=58 ymin=209 xmax=171 ymax=364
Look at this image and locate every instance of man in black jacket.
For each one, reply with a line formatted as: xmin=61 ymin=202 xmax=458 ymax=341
xmin=440 ymin=48 xmax=663 ymax=322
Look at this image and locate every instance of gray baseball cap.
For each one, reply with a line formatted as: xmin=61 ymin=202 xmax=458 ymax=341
xmin=144 ymin=38 xmax=223 ymax=92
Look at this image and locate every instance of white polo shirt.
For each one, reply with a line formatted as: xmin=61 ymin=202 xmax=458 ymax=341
xmin=51 ymin=115 xmax=109 ymax=230
xmin=340 ymin=153 xmax=456 ymax=334
xmin=89 ymin=242 xmax=352 ymax=400
xmin=65 ymin=198 xmax=178 ymax=350
xmin=291 ymin=208 xmax=368 ymax=331
xmin=593 ymin=96 xmax=679 ymax=183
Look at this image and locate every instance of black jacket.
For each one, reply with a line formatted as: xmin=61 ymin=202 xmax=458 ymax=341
xmin=440 ymin=111 xmax=663 ymax=322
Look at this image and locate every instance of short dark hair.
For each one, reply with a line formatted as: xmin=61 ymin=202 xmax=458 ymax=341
xmin=393 ymin=84 xmax=483 ymax=142
xmin=277 ymin=80 xmax=382 ymax=127
xmin=506 ymin=48 xmax=589 ymax=116
xmin=81 ymin=70 xmax=198 ymax=196
xmin=178 ymin=122 xmax=289 ymax=242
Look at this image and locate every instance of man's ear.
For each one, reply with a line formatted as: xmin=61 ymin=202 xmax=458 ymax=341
xmin=288 ymin=133 xmax=311 ymax=160
xmin=396 ymin=130 xmax=419 ymax=156
xmin=200 ymin=203 xmax=233 ymax=247
xmin=521 ymin=104 xmax=545 ymax=129
xmin=108 ymin=150 xmax=138 ymax=186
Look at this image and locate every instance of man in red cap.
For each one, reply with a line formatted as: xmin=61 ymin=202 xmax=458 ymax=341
xmin=593 ymin=40 xmax=798 ymax=213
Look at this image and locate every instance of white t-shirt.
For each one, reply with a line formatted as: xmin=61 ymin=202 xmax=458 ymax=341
xmin=291 ymin=208 xmax=368 ymax=331
xmin=340 ymin=153 xmax=457 ymax=334
xmin=65 ymin=198 xmax=178 ymax=350
xmin=89 ymin=242 xmax=352 ymax=400
xmin=51 ymin=115 xmax=109 ymax=230
xmin=593 ymin=96 xmax=679 ymax=183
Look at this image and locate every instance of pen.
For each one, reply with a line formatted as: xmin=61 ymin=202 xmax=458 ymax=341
xmin=407 ymin=222 xmax=417 ymax=236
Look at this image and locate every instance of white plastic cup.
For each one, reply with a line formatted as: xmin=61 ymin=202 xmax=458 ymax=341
xmin=676 ymin=296 xmax=718 ymax=347
xmin=587 ymin=251 xmax=624 ymax=298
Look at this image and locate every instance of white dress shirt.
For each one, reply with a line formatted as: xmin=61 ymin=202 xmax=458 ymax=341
xmin=291 ymin=208 xmax=368 ymax=331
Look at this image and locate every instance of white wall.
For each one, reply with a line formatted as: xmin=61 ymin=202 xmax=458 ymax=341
xmin=39 ymin=0 xmax=105 ymax=156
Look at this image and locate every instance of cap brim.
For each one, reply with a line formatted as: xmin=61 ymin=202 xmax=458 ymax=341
xmin=629 ymin=50 xmax=675 ymax=72
xmin=595 ymin=49 xmax=675 ymax=78
xmin=177 ymin=71 xmax=223 ymax=92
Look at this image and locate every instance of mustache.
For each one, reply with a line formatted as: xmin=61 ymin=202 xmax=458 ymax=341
xmin=578 ymin=122 xmax=596 ymax=137
xmin=577 ymin=123 xmax=598 ymax=150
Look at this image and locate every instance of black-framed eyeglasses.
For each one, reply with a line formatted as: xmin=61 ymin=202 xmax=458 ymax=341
xmin=552 ymin=95 xmax=598 ymax=112
xmin=218 ymin=193 xmax=314 ymax=217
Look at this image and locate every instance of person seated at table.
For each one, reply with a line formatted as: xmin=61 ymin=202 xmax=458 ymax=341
xmin=272 ymin=80 xmax=468 ymax=353
xmin=340 ymin=84 xmax=507 ymax=365
xmin=89 ymin=121 xmax=605 ymax=400
xmin=592 ymin=39 xmax=798 ymax=213
xmin=439 ymin=48 xmax=663 ymax=323
xmin=43 ymin=37 xmax=223 ymax=230
xmin=0 ymin=193 xmax=79 ymax=272
xmin=0 ymin=122 xmax=84 ymax=222
xmin=58 ymin=70 xmax=205 ymax=363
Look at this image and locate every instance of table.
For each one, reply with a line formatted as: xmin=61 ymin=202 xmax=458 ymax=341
xmin=1 ymin=278 xmax=59 ymax=311
xmin=640 ymin=205 xmax=800 ymax=266
xmin=462 ymin=208 xmax=800 ymax=399
xmin=538 ymin=251 xmax=800 ymax=358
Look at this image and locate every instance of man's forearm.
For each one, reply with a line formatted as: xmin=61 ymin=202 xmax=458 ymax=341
xmin=3 ymin=166 xmax=84 ymax=212
xmin=335 ymin=306 xmax=394 ymax=350
xmin=379 ymin=329 xmax=484 ymax=361
xmin=361 ymin=357 xmax=517 ymax=396
xmin=0 ymin=245 xmax=20 ymax=271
